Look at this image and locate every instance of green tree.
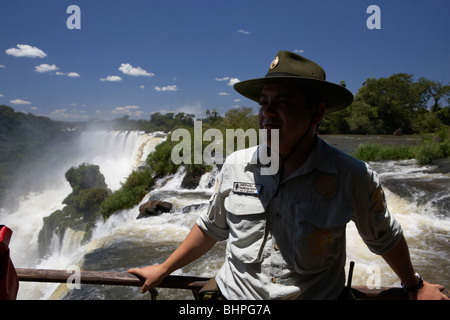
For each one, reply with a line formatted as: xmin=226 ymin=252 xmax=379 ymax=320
xmin=203 ymin=109 xmax=222 ymax=126
xmin=354 ymin=74 xmax=425 ymax=134
xmin=418 ymin=78 xmax=450 ymax=112
xmin=221 ymin=107 xmax=258 ymax=132
xmin=65 ymin=163 xmax=108 ymax=195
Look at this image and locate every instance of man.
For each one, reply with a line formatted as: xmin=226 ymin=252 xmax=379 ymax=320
xmin=128 ymin=51 xmax=448 ymax=300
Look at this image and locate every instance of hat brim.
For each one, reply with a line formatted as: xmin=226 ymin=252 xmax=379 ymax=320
xmin=234 ymin=76 xmax=353 ymax=113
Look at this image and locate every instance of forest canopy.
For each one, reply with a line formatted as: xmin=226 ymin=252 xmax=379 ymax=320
xmin=320 ymin=74 xmax=449 ymax=134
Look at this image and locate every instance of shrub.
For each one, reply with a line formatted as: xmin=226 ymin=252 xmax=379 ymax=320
xmin=146 ymin=138 xmax=180 ymax=178
xmin=351 ymin=143 xmax=383 ymax=162
xmin=352 ymin=133 xmax=449 ymax=165
xmin=414 ymin=141 xmax=445 ymax=165
xmin=99 ymin=167 xmax=153 ymax=219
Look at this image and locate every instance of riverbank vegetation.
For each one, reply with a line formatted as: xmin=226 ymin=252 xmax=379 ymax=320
xmin=352 ymin=127 xmax=450 ymax=165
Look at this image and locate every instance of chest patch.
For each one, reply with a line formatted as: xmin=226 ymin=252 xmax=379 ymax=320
xmin=314 ymin=174 xmax=338 ymax=198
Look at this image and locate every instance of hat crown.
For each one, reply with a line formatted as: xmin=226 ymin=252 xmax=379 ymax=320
xmin=266 ymin=51 xmax=326 ymax=81
xmin=233 ymin=50 xmax=353 ymax=113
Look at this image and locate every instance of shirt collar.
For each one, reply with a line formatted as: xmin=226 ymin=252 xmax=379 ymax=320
xmin=242 ymin=136 xmax=337 ymax=175
xmin=304 ymin=135 xmax=338 ymax=174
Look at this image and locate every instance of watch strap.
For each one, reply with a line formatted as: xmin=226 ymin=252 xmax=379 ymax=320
xmin=401 ymin=273 xmax=424 ymax=292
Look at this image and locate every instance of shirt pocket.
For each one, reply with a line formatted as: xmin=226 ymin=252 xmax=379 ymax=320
xmin=292 ymin=201 xmax=352 ymax=274
xmin=224 ymin=193 xmax=268 ymax=263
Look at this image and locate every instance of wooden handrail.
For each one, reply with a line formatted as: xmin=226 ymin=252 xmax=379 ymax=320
xmin=16 ymin=268 xmax=210 ymax=299
xmin=16 ymin=268 xmax=449 ymax=300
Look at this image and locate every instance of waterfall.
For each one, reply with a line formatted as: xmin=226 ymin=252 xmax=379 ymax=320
xmin=0 ymin=131 xmax=166 ymax=299
xmin=1 ymin=132 xmax=448 ymax=299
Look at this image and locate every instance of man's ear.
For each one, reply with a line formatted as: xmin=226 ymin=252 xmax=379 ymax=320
xmin=311 ymin=102 xmax=326 ymax=126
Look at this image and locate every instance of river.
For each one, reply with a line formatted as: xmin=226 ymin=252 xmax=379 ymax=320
xmin=1 ymin=133 xmax=448 ymax=300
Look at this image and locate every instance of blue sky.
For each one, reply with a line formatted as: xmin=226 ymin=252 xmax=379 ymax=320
xmin=0 ymin=0 xmax=449 ymax=121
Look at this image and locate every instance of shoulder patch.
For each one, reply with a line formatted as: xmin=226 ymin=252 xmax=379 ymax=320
xmin=370 ymin=185 xmax=386 ymax=213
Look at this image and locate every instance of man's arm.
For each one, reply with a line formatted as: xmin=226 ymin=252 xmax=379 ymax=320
xmin=127 ymin=224 xmax=217 ymax=293
xmin=382 ymin=235 xmax=449 ymax=300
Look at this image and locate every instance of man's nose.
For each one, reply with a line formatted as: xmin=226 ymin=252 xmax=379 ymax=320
xmin=260 ymin=102 xmax=277 ymax=117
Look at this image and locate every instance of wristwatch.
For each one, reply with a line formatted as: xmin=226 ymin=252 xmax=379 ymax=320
xmin=401 ymin=273 xmax=424 ymax=292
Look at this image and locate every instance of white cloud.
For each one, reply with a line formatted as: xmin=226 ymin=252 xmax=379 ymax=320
xmin=35 ymin=64 xmax=59 ymax=73
xmin=155 ymin=85 xmax=178 ymax=92
xmin=6 ymin=44 xmax=47 ymax=58
xmin=228 ymin=78 xmax=240 ymax=86
xmin=56 ymin=71 xmax=80 ymax=77
xmin=100 ymin=75 xmax=122 ymax=82
xmin=215 ymin=77 xmax=230 ymax=82
xmin=10 ymin=99 xmax=31 ymax=105
xmin=216 ymin=76 xmax=239 ymax=86
xmin=294 ymin=49 xmax=304 ymax=54
xmin=0 ymin=65 xmax=5 ymax=68
xmin=111 ymin=105 xmax=144 ymax=117
xmin=119 ymin=63 xmax=154 ymax=77
xmin=237 ymin=29 xmax=250 ymax=35
xmin=219 ymin=92 xmax=230 ymax=96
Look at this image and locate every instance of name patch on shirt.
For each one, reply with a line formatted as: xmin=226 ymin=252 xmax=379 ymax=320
xmin=233 ymin=182 xmax=262 ymax=196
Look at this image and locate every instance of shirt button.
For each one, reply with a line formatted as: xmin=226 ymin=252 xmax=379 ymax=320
xmin=271 ymin=277 xmax=277 ymax=283
xmin=274 ymin=244 xmax=279 ymax=251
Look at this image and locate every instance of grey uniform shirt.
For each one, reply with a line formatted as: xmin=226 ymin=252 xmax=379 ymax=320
xmin=196 ymin=136 xmax=403 ymax=299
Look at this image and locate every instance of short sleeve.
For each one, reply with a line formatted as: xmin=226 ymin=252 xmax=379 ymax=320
xmin=196 ymin=169 xmax=230 ymax=241
xmin=351 ymin=163 xmax=403 ymax=255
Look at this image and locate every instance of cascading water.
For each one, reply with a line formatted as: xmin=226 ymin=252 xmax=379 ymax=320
xmin=1 ymin=133 xmax=449 ymax=299
xmin=347 ymin=159 xmax=450 ymax=289
xmin=0 ymin=130 xmax=167 ymax=299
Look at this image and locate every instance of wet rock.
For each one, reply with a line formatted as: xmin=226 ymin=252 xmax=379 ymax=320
xmin=181 ymin=203 xmax=207 ymax=214
xmin=181 ymin=167 xmax=206 ymax=189
xmin=137 ymin=200 xmax=173 ymax=219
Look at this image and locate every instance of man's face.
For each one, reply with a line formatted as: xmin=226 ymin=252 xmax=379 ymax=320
xmin=258 ymin=82 xmax=315 ymax=156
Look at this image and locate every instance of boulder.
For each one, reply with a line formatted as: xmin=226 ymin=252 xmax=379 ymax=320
xmin=137 ymin=200 xmax=173 ymax=219
xmin=393 ymin=128 xmax=403 ymax=136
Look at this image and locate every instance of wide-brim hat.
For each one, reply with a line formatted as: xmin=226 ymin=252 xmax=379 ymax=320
xmin=234 ymin=51 xmax=353 ymax=113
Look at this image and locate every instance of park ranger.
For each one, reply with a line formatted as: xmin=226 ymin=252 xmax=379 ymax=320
xmin=128 ymin=51 xmax=448 ymax=300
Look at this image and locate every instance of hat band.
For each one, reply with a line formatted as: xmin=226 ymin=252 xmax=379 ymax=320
xmin=265 ymin=72 xmax=324 ymax=81
xmin=265 ymin=72 xmax=298 ymax=77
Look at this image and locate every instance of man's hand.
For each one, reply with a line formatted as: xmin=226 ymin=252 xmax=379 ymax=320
xmin=127 ymin=224 xmax=217 ymax=294
xmin=127 ymin=264 xmax=169 ymax=294
xmin=411 ymin=281 xmax=450 ymax=300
